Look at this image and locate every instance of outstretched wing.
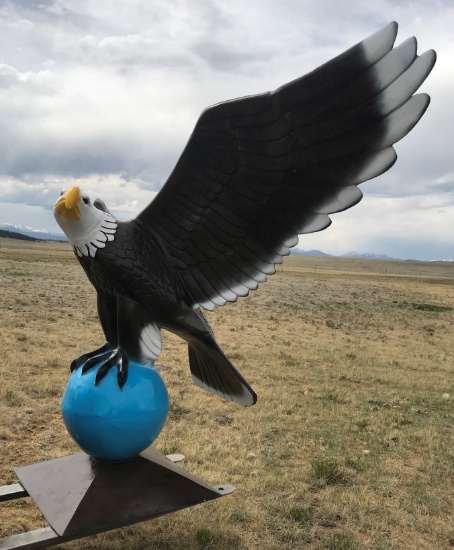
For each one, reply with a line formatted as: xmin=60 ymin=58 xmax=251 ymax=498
xmin=137 ymin=22 xmax=436 ymax=311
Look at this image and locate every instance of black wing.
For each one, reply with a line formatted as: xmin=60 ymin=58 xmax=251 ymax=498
xmin=137 ymin=22 xmax=436 ymax=311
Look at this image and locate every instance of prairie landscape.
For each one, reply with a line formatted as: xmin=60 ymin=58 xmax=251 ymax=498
xmin=0 ymin=238 xmax=453 ymax=549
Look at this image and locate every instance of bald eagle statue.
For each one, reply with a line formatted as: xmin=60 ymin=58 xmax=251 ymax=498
xmin=54 ymin=22 xmax=436 ymax=407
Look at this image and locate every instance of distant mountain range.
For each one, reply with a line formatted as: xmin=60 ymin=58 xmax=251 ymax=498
xmin=291 ymin=249 xmax=397 ymax=260
xmin=0 ymin=223 xmax=67 ymax=242
xmin=290 ymin=249 xmax=454 ymax=262
xmin=0 ymin=229 xmax=40 ymax=241
xmin=1 ymin=224 xmax=452 ymax=262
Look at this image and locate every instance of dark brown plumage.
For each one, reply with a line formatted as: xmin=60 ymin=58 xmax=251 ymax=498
xmin=54 ymin=22 xmax=436 ymax=406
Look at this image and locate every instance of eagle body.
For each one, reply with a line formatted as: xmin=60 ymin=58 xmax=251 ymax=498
xmin=77 ymin=221 xmax=185 ymax=313
xmin=54 ymin=23 xmax=436 ymax=407
xmin=71 ymin=217 xmax=257 ymax=405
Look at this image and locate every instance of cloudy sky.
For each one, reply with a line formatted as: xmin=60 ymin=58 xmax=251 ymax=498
xmin=0 ymin=0 xmax=452 ymax=260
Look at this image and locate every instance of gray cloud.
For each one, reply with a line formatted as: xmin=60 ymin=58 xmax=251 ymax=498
xmin=366 ymin=236 xmax=454 ymax=261
xmin=0 ymin=0 xmax=451 ymax=259
xmin=431 ymin=181 xmax=454 ymax=194
xmin=191 ymin=39 xmax=273 ymax=72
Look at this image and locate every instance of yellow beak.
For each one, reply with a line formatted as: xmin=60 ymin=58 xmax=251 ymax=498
xmin=54 ymin=186 xmax=81 ymax=221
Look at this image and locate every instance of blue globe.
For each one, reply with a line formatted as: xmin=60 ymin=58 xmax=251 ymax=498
xmin=61 ymin=360 xmax=169 ymax=462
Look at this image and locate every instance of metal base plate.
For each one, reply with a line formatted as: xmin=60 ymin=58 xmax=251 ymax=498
xmin=7 ymin=447 xmax=233 ymax=544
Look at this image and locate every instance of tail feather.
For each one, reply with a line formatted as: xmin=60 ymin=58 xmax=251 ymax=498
xmin=188 ymin=343 xmax=257 ymax=406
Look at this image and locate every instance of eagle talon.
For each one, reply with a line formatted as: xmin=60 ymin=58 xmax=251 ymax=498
xmin=71 ymin=344 xmax=129 ymax=388
xmin=81 ymin=349 xmax=114 ymax=375
xmin=117 ymin=356 xmax=129 ymax=389
xmin=92 ymin=349 xmax=129 ymax=388
xmin=71 ymin=342 xmax=115 ymax=373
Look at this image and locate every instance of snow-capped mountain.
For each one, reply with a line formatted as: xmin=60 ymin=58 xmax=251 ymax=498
xmin=0 ymin=223 xmax=67 ymax=241
xmin=290 ymin=249 xmax=332 ymax=257
xmin=340 ymin=251 xmax=397 ymax=260
xmin=2 ymin=226 xmax=452 ymax=262
xmin=291 ymin=249 xmax=397 ymax=260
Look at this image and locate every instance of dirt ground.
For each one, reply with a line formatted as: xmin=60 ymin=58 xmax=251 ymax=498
xmin=1 ymin=241 xmax=453 ymax=549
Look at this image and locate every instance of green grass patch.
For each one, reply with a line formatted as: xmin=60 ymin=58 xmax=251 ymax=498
xmin=311 ymin=458 xmax=347 ymax=486
xmin=288 ymin=505 xmax=312 ymax=524
xmin=394 ymin=301 xmax=453 ymax=312
xmin=195 ymin=528 xmax=212 ymax=549
xmin=328 ymin=531 xmax=358 ymax=550
xmin=4 ymin=390 xmax=23 ymax=407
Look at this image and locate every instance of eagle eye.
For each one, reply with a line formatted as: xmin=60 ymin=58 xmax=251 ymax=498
xmin=93 ymin=198 xmax=110 ymax=213
xmin=82 ymin=197 xmax=90 ymax=205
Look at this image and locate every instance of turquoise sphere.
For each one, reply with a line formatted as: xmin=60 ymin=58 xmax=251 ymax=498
xmin=61 ymin=360 xmax=169 ymax=462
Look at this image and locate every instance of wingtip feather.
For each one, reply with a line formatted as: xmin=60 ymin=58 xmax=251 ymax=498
xmin=361 ymin=21 xmax=398 ymax=63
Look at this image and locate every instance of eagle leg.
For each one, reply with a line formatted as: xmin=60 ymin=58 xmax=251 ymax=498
xmin=71 ymin=342 xmax=115 ymax=372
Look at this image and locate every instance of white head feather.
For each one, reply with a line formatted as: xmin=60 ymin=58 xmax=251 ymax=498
xmin=54 ymin=186 xmax=117 ymax=258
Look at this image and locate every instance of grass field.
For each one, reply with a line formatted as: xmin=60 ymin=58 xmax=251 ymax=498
xmin=1 ymin=239 xmax=453 ymax=549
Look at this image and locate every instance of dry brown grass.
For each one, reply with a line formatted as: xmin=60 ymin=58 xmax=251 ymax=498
xmin=1 ymin=240 xmax=453 ymax=549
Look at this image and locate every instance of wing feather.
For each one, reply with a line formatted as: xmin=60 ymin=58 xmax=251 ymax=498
xmin=137 ymin=22 xmax=435 ymax=310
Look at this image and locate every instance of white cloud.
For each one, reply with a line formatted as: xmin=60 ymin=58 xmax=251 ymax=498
xmin=0 ymin=0 xmax=451 ymax=259
xmin=299 ymin=194 xmax=454 ymax=260
xmin=0 ymin=172 xmax=156 ymax=225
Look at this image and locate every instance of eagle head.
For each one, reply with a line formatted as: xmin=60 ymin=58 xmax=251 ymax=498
xmin=54 ymin=186 xmax=117 ymax=258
